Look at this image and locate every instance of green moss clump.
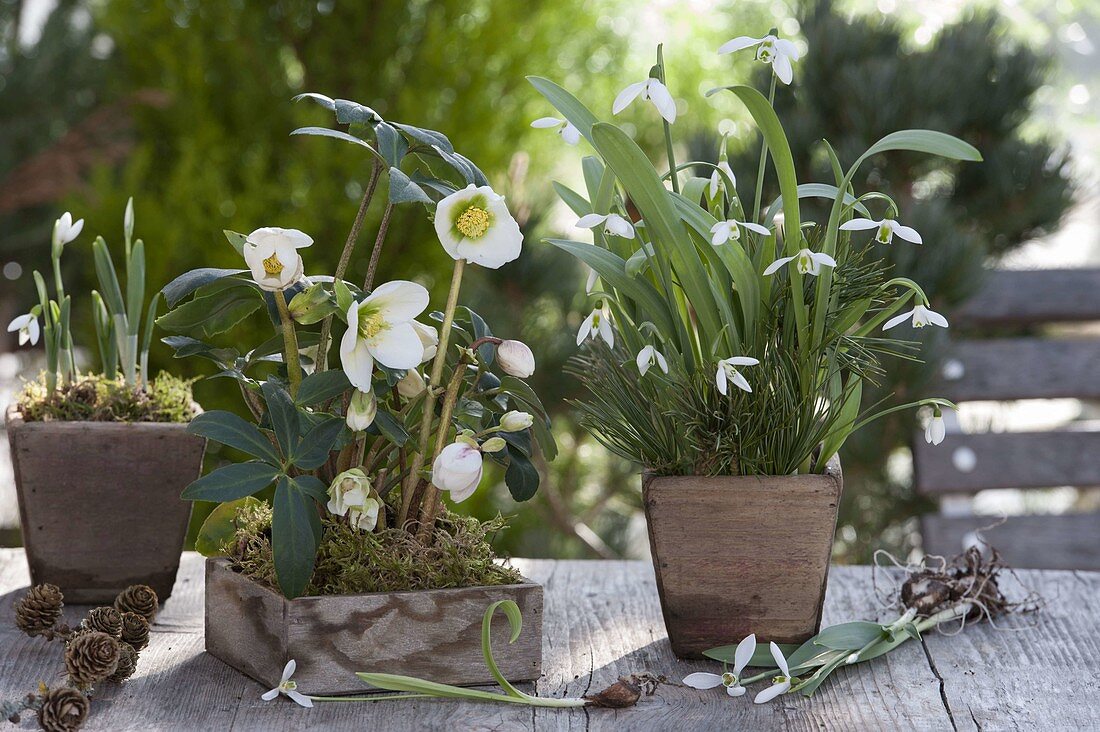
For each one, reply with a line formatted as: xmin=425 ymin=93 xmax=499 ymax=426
xmin=16 ymin=372 xmax=197 ymax=423
xmin=226 ymin=501 xmax=523 ymax=595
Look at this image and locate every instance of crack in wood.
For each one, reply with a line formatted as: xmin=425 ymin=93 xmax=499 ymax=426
xmin=921 ymin=636 xmax=958 ymax=732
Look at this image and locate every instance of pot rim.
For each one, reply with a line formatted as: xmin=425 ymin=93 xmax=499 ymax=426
xmin=5 ymin=401 xmax=203 ymax=429
xmin=642 ymin=452 xmax=842 ymax=486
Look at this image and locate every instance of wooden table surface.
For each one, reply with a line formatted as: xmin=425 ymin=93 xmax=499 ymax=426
xmin=1 ymin=549 xmax=1096 ymax=731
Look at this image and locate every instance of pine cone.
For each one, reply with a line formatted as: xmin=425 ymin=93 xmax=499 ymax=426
xmin=81 ymin=607 xmax=122 ymax=638
xmin=15 ymin=584 xmax=64 ymax=636
xmin=108 ymin=642 xmax=139 ymax=683
xmin=36 ymin=687 xmax=89 ymax=732
xmin=113 ymin=585 xmax=158 ymax=622
xmin=119 ymin=612 xmax=150 ymax=651
xmin=64 ymin=631 xmax=120 ymax=689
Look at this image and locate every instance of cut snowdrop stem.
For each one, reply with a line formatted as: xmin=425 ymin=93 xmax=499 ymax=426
xmin=274 ymin=289 xmax=303 ymax=398
xmin=851 ymin=397 xmax=956 ymax=434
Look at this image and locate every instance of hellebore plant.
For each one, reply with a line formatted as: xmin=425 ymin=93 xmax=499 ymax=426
xmin=163 ymin=94 xmax=554 ymax=598
xmin=6 ymin=200 xmax=161 ymax=393
xmin=528 ymin=26 xmax=973 ymax=477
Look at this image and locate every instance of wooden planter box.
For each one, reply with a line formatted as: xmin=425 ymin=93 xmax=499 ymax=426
xmin=6 ymin=405 xmax=205 ymax=603
xmin=643 ymin=455 xmax=842 ymax=657
xmin=204 ymin=558 xmax=543 ymax=695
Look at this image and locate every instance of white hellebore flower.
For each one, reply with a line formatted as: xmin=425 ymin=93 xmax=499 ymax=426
xmin=683 ymin=634 xmax=757 ymax=698
xmin=500 ymin=410 xmax=535 ymax=432
xmin=709 ymin=161 xmax=737 ymax=200
xmin=413 ymin=321 xmax=439 ymax=362
xmin=716 ymin=356 xmax=759 ymax=395
xmin=7 ymin=313 xmax=40 ymax=346
xmin=432 ymin=440 xmax=484 ymax=503
xmin=327 ymin=469 xmax=380 ymax=531
xmin=346 ymin=389 xmax=377 ymax=431
xmin=576 ymin=212 xmax=636 ymax=240
xmin=497 ymin=339 xmax=536 ymax=378
xmin=636 ymin=345 xmax=669 ymax=377
xmin=710 ymin=219 xmax=770 ymax=246
xmin=839 ymin=217 xmax=922 ymax=246
xmin=435 ymin=184 xmax=523 ymax=269
xmin=754 ymin=642 xmax=793 ymax=704
xmin=577 ymin=302 xmax=614 ymax=348
xmin=243 ymin=227 xmax=312 ymax=292
xmin=883 ymin=304 xmax=949 ymax=331
xmin=340 ymin=280 xmax=430 ymax=391
xmin=613 ymin=77 xmax=676 ymax=124
xmin=926 ymin=409 xmax=946 ymax=446
xmin=53 ymin=211 xmax=85 ymax=248
xmin=530 ymin=116 xmax=581 ymax=145
xmin=718 ymin=34 xmax=803 ymax=85
xmin=763 ymin=248 xmax=837 ymax=277
xmin=261 ymin=660 xmax=313 ymax=708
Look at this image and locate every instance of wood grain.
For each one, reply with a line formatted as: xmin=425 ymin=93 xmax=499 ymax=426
xmin=643 ymin=456 xmax=842 ymax=656
xmin=922 ymin=513 xmax=1100 ymax=570
xmin=1 ymin=550 xmax=1093 ymax=730
xmin=5 ymin=407 xmax=205 ymax=602
xmin=932 ymin=338 xmax=1100 ymax=402
xmin=954 ymin=268 xmax=1100 ymax=326
xmin=205 ymin=557 xmax=542 ymax=695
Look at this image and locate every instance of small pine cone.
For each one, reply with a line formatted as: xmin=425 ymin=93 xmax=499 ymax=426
xmin=113 ymin=585 xmax=158 ymax=622
xmin=119 ymin=612 xmax=150 ymax=651
xmin=36 ymin=687 xmax=89 ymax=732
xmin=15 ymin=584 xmax=64 ymax=636
xmin=64 ymin=631 xmax=120 ymax=689
xmin=108 ymin=642 xmax=139 ymax=683
xmin=81 ymin=607 xmax=122 ymax=638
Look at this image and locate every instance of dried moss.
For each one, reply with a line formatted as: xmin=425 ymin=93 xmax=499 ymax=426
xmin=226 ymin=501 xmax=523 ymax=595
xmin=16 ymin=372 xmax=196 ymax=423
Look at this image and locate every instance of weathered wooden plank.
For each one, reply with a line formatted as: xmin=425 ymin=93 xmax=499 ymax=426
xmin=954 ymin=268 xmax=1100 ymax=326
xmin=933 ymin=338 xmax=1100 ymax=402
xmin=913 ymin=429 xmax=1100 ymax=494
xmin=921 ymin=513 xmax=1100 ymax=570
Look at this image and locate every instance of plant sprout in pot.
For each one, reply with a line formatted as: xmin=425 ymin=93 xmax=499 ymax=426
xmin=4 ymin=201 xmax=203 ymax=602
xmin=527 ymin=31 xmax=976 ymax=655
xmin=162 ymin=94 xmax=554 ymax=693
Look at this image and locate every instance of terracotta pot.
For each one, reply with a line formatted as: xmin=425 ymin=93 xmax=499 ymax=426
xmin=204 ymin=558 xmax=543 ymax=694
xmin=643 ymin=455 xmax=842 ymax=657
xmin=6 ymin=405 xmax=206 ymax=603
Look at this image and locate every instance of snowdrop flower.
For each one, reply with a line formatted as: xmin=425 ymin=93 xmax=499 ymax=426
xmin=243 ymin=227 xmax=312 ymax=292
xmin=497 ymin=339 xmax=536 ymax=378
xmin=346 ymin=389 xmax=377 ymax=431
xmin=500 ymin=410 xmax=535 ymax=432
xmin=883 ymin=304 xmax=949 ymax=331
xmin=683 ymin=634 xmax=757 ymax=697
xmin=709 ymin=161 xmax=737 ymax=201
xmin=636 ymin=345 xmax=669 ymax=377
xmin=7 ymin=313 xmax=39 ymax=346
xmin=435 ymin=184 xmax=523 ymax=269
xmin=926 ymin=408 xmax=946 ymax=446
xmin=432 ymin=440 xmax=484 ymax=502
xmin=839 ymin=217 xmax=922 ymax=246
xmin=718 ymin=34 xmax=803 ymax=85
xmin=413 ymin=321 xmax=439 ymax=362
xmin=576 ymin=213 xmax=636 ymax=240
xmin=716 ymin=356 xmax=759 ymax=395
xmin=763 ymin=248 xmax=837 ymax=277
xmin=327 ymin=469 xmax=380 ymax=530
xmin=261 ymin=660 xmax=313 ymax=708
xmin=710 ymin=219 xmax=770 ymax=246
xmin=340 ymin=280 xmax=431 ymax=391
xmin=613 ymin=77 xmax=676 ymax=124
xmin=577 ymin=302 xmax=614 ymax=348
xmin=754 ymin=642 xmax=793 ymax=703
xmin=52 ymin=211 xmax=85 ymax=249
xmin=530 ymin=116 xmax=581 ymax=145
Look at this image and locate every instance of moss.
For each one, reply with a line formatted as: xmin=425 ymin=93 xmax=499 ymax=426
xmin=16 ymin=372 xmax=196 ymax=423
xmin=226 ymin=501 xmax=523 ymax=595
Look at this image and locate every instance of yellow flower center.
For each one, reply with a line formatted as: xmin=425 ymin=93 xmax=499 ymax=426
xmin=456 ymin=206 xmax=492 ymax=239
xmin=262 ymin=253 xmax=284 ymax=276
xmin=358 ymin=311 xmax=387 ymax=339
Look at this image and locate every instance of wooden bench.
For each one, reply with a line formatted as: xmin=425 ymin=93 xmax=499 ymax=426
xmin=913 ymin=268 xmax=1100 ymax=569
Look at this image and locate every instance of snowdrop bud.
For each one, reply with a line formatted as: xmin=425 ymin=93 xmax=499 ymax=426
xmin=432 ymin=441 xmax=485 ymax=502
xmin=346 ymin=389 xmax=377 ymax=431
xmin=500 ymin=410 xmax=534 ymax=432
xmin=287 ymin=283 xmax=332 ymax=324
xmin=124 ymin=197 xmax=135 ymax=243
xmin=496 ymin=339 xmax=535 ymax=378
xmin=327 ymin=469 xmax=371 ymax=517
xmin=480 ymin=436 xmax=507 ymax=453
xmin=397 ymin=369 xmax=426 ymax=398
